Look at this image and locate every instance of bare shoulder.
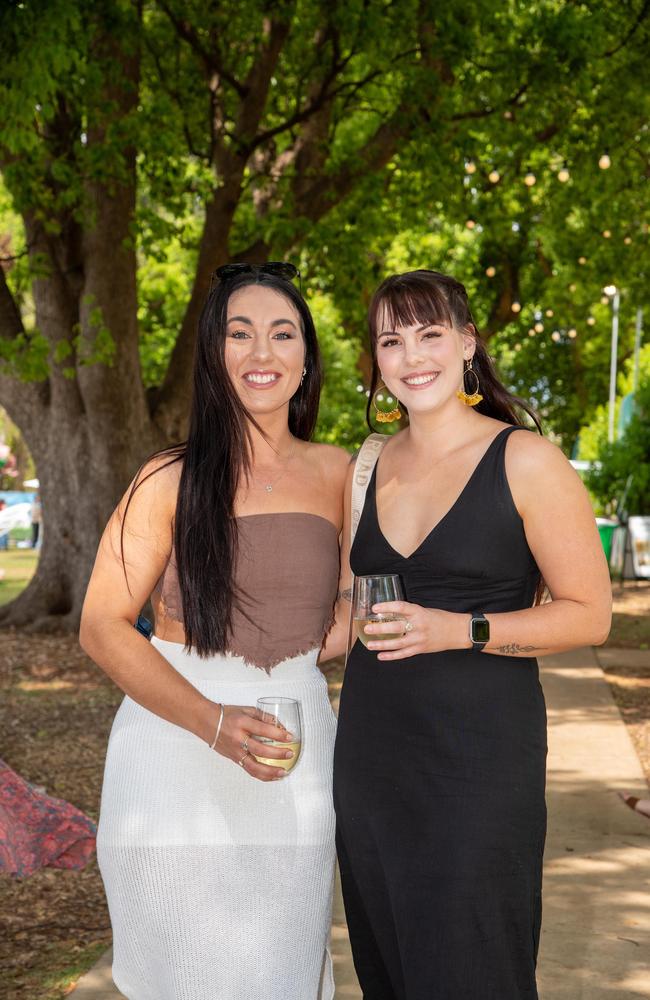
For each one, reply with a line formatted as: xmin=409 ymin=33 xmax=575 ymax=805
xmin=138 ymin=450 xmax=183 ymax=485
xmin=117 ymin=450 xmax=183 ymax=521
xmin=506 ymin=428 xmax=574 ymax=475
xmin=505 ymin=428 xmax=586 ymax=512
xmin=305 ymin=441 xmax=351 ymax=479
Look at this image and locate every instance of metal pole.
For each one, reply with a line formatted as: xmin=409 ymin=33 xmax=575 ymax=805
xmin=608 ymin=291 xmax=620 ymax=444
xmin=633 ymin=308 xmax=643 ymax=394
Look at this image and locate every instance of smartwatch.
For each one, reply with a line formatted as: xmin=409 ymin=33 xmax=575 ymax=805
xmin=469 ymin=612 xmax=489 ymax=652
xmin=134 ymin=614 xmax=153 ymax=641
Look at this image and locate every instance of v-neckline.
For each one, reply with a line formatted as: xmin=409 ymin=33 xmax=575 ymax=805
xmin=372 ymin=427 xmax=513 ymax=561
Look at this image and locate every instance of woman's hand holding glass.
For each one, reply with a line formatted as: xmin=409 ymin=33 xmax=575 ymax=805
xmin=363 ymin=601 xmax=469 ymax=660
xmin=212 ymin=705 xmax=295 ymax=781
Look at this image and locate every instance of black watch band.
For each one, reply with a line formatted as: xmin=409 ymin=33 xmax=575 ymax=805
xmin=469 ymin=612 xmax=489 ymax=652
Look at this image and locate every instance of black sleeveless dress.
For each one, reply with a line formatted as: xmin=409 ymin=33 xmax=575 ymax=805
xmin=334 ymin=426 xmax=547 ymax=1000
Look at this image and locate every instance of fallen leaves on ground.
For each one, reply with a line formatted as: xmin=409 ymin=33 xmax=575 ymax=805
xmin=602 ymin=583 xmax=650 ymax=784
xmin=0 ymin=584 xmax=648 ymax=998
xmin=607 ymin=581 xmax=650 ymax=650
xmin=0 ymin=629 xmax=121 ymax=1000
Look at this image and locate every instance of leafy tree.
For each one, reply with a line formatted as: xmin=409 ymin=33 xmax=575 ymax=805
xmin=583 ymin=345 xmax=650 ymax=516
xmin=0 ymin=0 xmax=648 ymax=627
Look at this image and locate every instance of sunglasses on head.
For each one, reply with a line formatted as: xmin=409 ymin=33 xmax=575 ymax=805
xmin=211 ymin=261 xmax=301 ymax=293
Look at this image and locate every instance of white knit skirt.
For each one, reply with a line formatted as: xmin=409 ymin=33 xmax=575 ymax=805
xmin=97 ymin=638 xmax=337 ymax=1000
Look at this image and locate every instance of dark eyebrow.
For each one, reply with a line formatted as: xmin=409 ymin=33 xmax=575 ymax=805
xmin=270 ymin=318 xmax=298 ymax=329
xmin=378 ymin=322 xmax=445 ymax=337
xmin=227 ymin=315 xmax=297 ymax=329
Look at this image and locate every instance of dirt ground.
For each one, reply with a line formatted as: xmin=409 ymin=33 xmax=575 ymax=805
xmin=1 ymin=583 xmax=649 ymax=999
xmin=598 ymin=581 xmax=650 ymax=784
xmin=0 ymin=633 xmax=121 ymax=999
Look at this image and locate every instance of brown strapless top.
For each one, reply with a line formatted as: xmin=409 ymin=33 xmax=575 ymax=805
xmin=152 ymin=513 xmax=340 ymax=671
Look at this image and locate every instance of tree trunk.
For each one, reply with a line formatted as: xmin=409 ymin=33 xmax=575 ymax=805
xmin=0 ymin=222 xmax=164 ymax=630
xmin=0 ymin=7 xmax=162 ymax=632
xmin=0 ymin=406 xmax=161 ymax=632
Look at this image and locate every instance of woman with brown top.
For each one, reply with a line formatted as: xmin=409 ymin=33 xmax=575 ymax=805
xmin=80 ymin=264 xmax=349 ymax=1000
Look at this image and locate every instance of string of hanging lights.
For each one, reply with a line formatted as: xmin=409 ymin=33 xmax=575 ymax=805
xmin=461 ymin=153 xmax=620 ymax=352
xmin=461 ymin=153 xmax=612 ymax=189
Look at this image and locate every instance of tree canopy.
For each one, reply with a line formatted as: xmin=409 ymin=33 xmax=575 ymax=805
xmin=0 ymin=0 xmax=648 ymax=626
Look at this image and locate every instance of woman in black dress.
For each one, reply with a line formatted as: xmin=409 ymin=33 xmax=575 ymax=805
xmin=330 ymin=270 xmax=612 ymax=999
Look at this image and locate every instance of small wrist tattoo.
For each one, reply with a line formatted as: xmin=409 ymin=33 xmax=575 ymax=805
xmin=496 ymin=642 xmax=540 ymax=655
xmin=338 ymin=588 xmax=352 ymax=603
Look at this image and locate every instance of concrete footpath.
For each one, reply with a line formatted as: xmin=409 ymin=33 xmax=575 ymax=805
xmin=71 ymin=647 xmax=650 ymax=999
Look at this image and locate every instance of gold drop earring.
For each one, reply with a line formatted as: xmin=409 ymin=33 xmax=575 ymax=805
xmin=372 ymin=383 xmax=402 ymax=423
xmin=457 ymin=358 xmax=483 ymax=406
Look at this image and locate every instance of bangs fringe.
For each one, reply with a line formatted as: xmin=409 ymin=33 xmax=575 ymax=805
xmin=370 ymin=273 xmax=456 ymax=337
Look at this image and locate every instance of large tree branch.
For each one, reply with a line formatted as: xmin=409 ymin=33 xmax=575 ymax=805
xmin=236 ymin=103 xmax=411 ymax=265
xmin=232 ymin=11 xmax=294 ymax=146
xmin=240 ymin=11 xmax=413 ymax=155
xmin=143 ymin=32 xmax=212 ymax=162
xmin=603 ymin=0 xmax=650 ymax=57
xmin=446 ymin=82 xmax=529 ymax=123
xmin=484 ymin=258 xmax=521 ymax=337
xmin=152 ymin=9 xmax=299 ymax=437
xmin=151 ymin=190 xmax=239 ymax=440
xmin=292 ymin=108 xmax=409 ymax=223
xmin=248 ymin=62 xmax=389 ymax=154
xmin=157 ymin=0 xmax=246 ymax=96
xmin=0 ymin=266 xmax=24 ymax=344
xmin=76 ymin=9 xmax=158 ymax=483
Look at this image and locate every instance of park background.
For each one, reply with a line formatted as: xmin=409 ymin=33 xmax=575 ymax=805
xmin=0 ymin=1 xmax=649 ymax=997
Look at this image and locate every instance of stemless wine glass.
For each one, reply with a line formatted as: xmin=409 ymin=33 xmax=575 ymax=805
xmin=254 ymin=697 xmax=303 ymax=774
xmin=351 ymin=574 xmax=406 ymax=650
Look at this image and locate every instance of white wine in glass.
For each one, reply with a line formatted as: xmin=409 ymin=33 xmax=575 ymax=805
xmin=351 ymin=574 xmax=406 ymax=650
xmin=254 ymin=697 xmax=302 ymax=774
xmin=354 ymin=614 xmax=407 ymax=647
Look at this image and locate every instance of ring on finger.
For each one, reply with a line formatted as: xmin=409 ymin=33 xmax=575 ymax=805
xmin=403 ymin=620 xmax=414 ymax=634
xmin=238 ymin=751 xmax=249 ymax=768
xmin=241 ymin=735 xmax=249 ymax=753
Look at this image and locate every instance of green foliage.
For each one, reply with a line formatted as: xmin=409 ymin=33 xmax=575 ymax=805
xmin=311 ymin=293 xmax=368 ymax=452
xmin=583 ymin=345 xmax=650 ymax=515
xmin=0 ymin=0 xmax=648 ymax=452
xmin=137 ymin=242 xmax=196 ymax=387
xmin=585 ymin=383 xmax=650 ymax=516
xmin=79 ymin=302 xmax=117 ymax=367
xmin=0 ymin=330 xmax=50 ymax=382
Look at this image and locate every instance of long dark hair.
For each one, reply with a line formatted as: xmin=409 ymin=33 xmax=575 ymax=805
xmin=366 ymin=269 xmax=541 ymax=432
xmin=123 ymin=270 xmax=322 ymax=656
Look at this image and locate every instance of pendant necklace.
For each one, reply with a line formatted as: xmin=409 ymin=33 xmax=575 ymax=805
xmin=253 ymin=443 xmax=296 ymax=493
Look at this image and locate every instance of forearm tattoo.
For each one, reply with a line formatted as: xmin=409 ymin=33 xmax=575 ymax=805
xmin=338 ymin=588 xmax=352 ymax=603
xmin=496 ymin=643 xmax=542 ymax=656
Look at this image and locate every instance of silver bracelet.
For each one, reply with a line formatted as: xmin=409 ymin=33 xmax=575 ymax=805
xmin=209 ymin=704 xmax=224 ymax=750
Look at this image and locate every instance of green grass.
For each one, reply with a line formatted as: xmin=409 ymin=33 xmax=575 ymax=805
xmin=41 ymin=940 xmax=110 ymax=998
xmin=0 ymin=548 xmax=39 ymax=606
xmin=4 ymin=938 xmax=110 ymax=1000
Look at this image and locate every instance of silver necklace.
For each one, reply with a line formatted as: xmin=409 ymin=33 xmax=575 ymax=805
xmin=252 ymin=444 xmax=296 ymax=493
